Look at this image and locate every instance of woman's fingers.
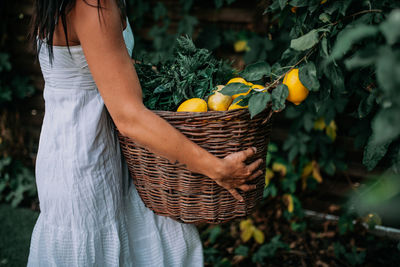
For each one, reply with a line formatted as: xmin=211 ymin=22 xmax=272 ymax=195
xmin=232 ymin=170 xmax=262 ymax=187
xmin=238 ymin=184 xmax=257 ymax=192
xmin=228 ymin=188 xmax=244 ymax=202
xmin=237 ymin=147 xmax=257 ymax=161
xmin=247 ymin=170 xmax=263 ymax=181
xmin=247 ymin=158 xmax=263 ymax=173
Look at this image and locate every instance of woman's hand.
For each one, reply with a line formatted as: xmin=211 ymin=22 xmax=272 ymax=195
xmin=209 ymin=147 xmax=263 ymax=202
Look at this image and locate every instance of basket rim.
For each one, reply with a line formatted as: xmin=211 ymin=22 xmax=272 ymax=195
xmin=152 ymin=108 xmax=248 ymax=116
xmin=151 ymin=103 xmax=273 ymax=118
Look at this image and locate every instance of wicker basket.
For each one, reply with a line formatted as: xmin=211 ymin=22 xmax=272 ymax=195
xmin=116 ymin=107 xmax=274 ymax=224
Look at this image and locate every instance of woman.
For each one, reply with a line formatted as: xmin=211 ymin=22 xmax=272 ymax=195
xmin=28 ymin=0 xmax=263 ymax=266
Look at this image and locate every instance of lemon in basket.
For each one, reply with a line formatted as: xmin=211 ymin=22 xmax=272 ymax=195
xmin=232 ymin=88 xmax=252 ymax=100
xmin=208 ymin=85 xmax=233 ymax=111
xmin=177 ymin=98 xmax=208 ymax=112
xmin=226 ymin=77 xmax=247 ymax=85
xmin=282 ymin=68 xmax=309 ymax=105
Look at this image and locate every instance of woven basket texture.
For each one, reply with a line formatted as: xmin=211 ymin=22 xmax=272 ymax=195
xmin=116 ymin=108 xmax=273 ymax=224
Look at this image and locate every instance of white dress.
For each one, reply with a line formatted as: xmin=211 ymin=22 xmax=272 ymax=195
xmin=27 ymin=20 xmax=204 ymax=267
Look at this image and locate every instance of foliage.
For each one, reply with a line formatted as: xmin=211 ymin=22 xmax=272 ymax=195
xmin=0 ymin=53 xmax=35 ymax=103
xmin=332 ymin=9 xmax=400 ymax=171
xmin=252 ymin=235 xmax=289 ymax=263
xmin=135 ymin=36 xmax=235 ymax=111
xmin=127 ymin=0 xmax=240 ymax=64
xmin=334 ymin=242 xmax=366 ymax=266
xmin=264 ymin=0 xmax=400 ymax=173
xmin=0 ymin=5 xmax=37 ymax=208
xmin=0 ymin=157 xmax=36 ymax=207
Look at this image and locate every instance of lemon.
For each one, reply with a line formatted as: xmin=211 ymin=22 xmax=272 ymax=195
xmin=234 ymin=40 xmax=250 ymax=53
xmin=228 ymin=101 xmax=248 ymax=110
xmin=177 ymin=98 xmax=208 ymax=112
xmin=232 ymin=89 xmax=252 ymax=100
xmin=208 ymin=86 xmax=232 ymax=111
xmin=226 ymin=77 xmax=252 ymax=100
xmin=226 ymin=77 xmax=247 ymax=85
xmin=215 ymin=85 xmax=225 ymax=92
xmin=282 ymin=68 xmax=309 ymax=105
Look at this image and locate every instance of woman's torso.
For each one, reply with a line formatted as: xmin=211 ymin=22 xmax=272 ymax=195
xmin=35 ymin=19 xmax=134 ymax=230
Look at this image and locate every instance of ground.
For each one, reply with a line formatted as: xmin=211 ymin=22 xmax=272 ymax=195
xmin=1 ymin=203 xmax=399 ymax=267
xmin=0 ymin=205 xmax=38 ymax=267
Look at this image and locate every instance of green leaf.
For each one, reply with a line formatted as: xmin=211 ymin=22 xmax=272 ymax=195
xmin=330 ymin=25 xmax=379 ymax=60
xmin=252 ymin=235 xmax=289 ymax=263
xmin=271 ymin=84 xmax=289 ymax=111
xmin=154 ymin=85 xmax=168 ymax=94
xmin=334 ymin=242 xmax=346 ymax=256
xmin=371 ymin=108 xmax=400 ymax=145
xmin=321 ymin=37 xmax=329 ymax=58
xmin=240 ymin=61 xmax=271 ymax=81
xmin=363 ymin=136 xmax=391 ymax=171
xmin=208 ymin=226 xmax=221 ymax=244
xmin=214 ymin=0 xmax=224 ymax=8
xmin=376 ymin=46 xmax=400 ymax=92
xmin=357 ymin=93 xmax=375 ymax=119
xmin=278 ymin=0 xmax=286 ymax=10
xmin=379 ymin=9 xmax=400 ymax=45
xmin=323 ymin=64 xmax=345 ymax=92
xmin=234 ymin=245 xmax=249 ymax=257
xmin=177 ymin=15 xmax=198 ymax=35
xmin=290 ymin=29 xmax=319 ymax=51
xmin=338 ymin=214 xmax=355 ymax=235
xmin=0 ymin=53 xmax=12 ymax=72
xmin=249 ymin=92 xmax=271 ymax=118
xmin=319 ymin=13 xmax=331 ymax=23
xmin=288 ymin=0 xmax=308 ymax=7
xmin=153 ymin=2 xmax=167 ymax=20
xmin=180 ymin=0 xmax=194 ymax=12
xmin=219 ymin=83 xmax=250 ymax=96
xmin=344 ymin=48 xmax=377 ymax=70
xmin=299 ymin=62 xmax=320 ymax=91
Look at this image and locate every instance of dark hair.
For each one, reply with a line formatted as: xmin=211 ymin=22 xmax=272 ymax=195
xmin=30 ymin=0 xmax=126 ymax=63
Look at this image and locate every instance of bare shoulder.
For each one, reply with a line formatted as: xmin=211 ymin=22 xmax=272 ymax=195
xmin=71 ymin=0 xmax=125 ymax=42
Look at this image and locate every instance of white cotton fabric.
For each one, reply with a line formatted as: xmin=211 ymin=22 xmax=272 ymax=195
xmin=27 ymin=20 xmax=204 ymax=267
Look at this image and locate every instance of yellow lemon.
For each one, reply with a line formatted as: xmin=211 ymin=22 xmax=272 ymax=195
xmin=228 ymin=101 xmax=248 ymax=110
xmin=208 ymin=87 xmax=233 ymax=111
xmin=215 ymin=85 xmax=225 ymax=92
xmin=226 ymin=77 xmax=247 ymax=85
xmin=177 ymin=98 xmax=208 ymax=112
xmin=282 ymin=68 xmax=309 ymax=105
xmin=232 ymin=89 xmax=252 ymax=100
xmin=234 ymin=40 xmax=250 ymax=52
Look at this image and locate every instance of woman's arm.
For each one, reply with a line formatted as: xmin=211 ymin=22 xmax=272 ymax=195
xmin=71 ymin=0 xmax=262 ymax=201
